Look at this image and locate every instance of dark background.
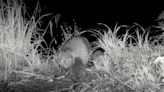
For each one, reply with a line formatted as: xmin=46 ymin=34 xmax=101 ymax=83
xmin=24 ymin=0 xmax=164 ymax=48
xmin=25 ymin=0 xmax=164 ymax=28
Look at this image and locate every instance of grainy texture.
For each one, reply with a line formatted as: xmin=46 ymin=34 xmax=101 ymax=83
xmin=68 ymin=57 xmax=87 ymax=83
xmin=58 ymin=36 xmax=91 ymax=66
xmin=90 ymin=48 xmax=104 ymax=61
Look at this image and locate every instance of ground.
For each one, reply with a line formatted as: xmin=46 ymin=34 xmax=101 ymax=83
xmin=0 ymin=70 xmax=136 ymax=92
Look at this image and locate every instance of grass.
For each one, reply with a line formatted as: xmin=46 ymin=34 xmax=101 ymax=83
xmin=0 ymin=0 xmax=53 ymax=82
xmin=0 ymin=0 xmax=164 ymax=92
xmin=89 ymin=23 xmax=164 ymax=91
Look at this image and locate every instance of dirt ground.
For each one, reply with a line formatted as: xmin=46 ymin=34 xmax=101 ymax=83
xmin=0 ymin=71 xmax=136 ymax=92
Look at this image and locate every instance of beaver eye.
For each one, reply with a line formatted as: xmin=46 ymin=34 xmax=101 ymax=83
xmin=87 ymin=61 xmax=95 ymax=67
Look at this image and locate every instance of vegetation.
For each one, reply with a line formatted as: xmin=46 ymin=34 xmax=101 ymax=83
xmin=0 ymin=0 xmax=164 ymax=92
